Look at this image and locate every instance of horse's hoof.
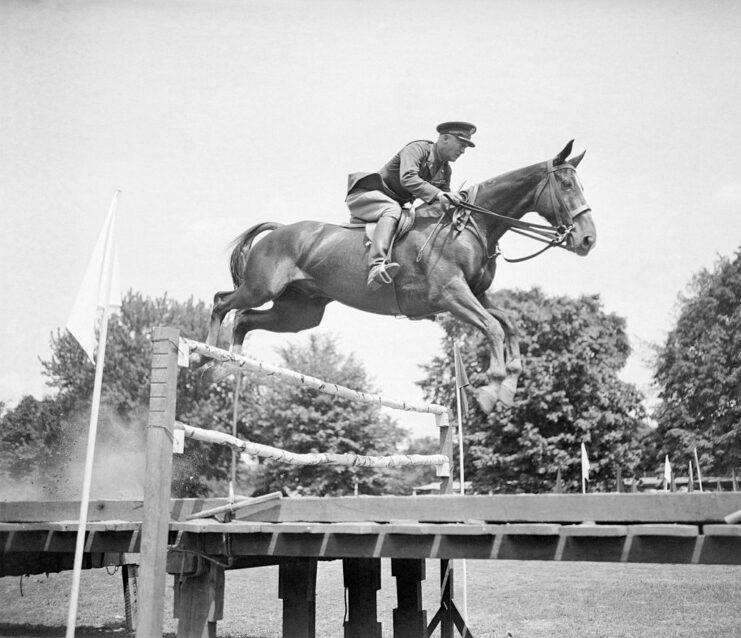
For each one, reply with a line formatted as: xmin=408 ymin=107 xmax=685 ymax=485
xmin=474 ymin=386 xmax=499 ymax=413
xmin=498 ymin=379 xmax=517 ymax=407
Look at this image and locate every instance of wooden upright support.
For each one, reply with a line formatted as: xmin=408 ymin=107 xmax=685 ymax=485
xmin=136 ymin=327 xmax=180 ymax=638
xmin=173 ymin=560 xmax=225 ymax=638
xmin=343 ymin=557 xmax=382 ymax=638
xmin=392 ymin=558 xmax=427 ymax=638
xmin=122 ymin=564 xmax=139 ymax=631
xmin=279 ymin=558 xmax=318 ymax=638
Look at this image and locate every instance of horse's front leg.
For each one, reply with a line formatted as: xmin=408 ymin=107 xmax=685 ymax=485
xmin=439 ymin=282 xmax=508 ymax=412
xmin=478 ymin=292 xmax=522 ymax=407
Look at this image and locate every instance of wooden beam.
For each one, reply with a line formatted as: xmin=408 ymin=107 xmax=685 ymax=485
xmin=6 ymin=493 xmax=741 ymax=526
xmin=232 ymin=493 xmax=741 ymax=524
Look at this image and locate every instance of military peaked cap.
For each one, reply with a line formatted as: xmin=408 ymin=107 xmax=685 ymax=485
xmin=436 ymin=121 xmax=477 ymax=147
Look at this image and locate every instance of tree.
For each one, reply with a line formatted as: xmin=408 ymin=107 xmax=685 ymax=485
xmin=3 ymin=291 xmax=417 ymax=498
xmin=240 ymin=334 xmax=411 ymax=496
xmin=2 ymin=292 xmax=228 ymax=498
xmin=653 ymin=250 xmax=741 ymax=475
xmin=419 ymin=288 xmax=648 ymax=493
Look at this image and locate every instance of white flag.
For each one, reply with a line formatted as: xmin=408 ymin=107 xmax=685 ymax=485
xmin=581 ymin=442 xmax=590 ymax=481
xmin=66 ymin=192 xmax=122 ymax=364
xmin=664 ymin=455 xmax=672 ymax=490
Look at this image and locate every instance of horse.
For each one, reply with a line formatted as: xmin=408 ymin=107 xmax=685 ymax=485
xmin=200 ymin=140 xmax=596 ymax=412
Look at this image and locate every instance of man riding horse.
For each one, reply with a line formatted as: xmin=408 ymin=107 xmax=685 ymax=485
xmin=346 ymin=121 xmax=477 ymax=290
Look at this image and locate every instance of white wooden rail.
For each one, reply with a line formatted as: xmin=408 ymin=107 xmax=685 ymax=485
xmin=180 ymin=338 xmax=449 ymax=416
xmin=176 ymin=421 xmax=449 ymax=470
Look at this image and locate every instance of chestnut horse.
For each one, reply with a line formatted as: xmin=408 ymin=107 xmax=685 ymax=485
xmin=202 ymin=141 xmax=596 ymax=411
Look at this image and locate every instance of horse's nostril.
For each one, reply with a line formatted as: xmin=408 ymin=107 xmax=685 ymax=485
xmin=583 ymin=235 xmax=595 ymax=249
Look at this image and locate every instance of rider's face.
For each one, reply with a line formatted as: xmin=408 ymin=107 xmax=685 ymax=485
xmin=437 ymin=135 xmax=468 ymax=162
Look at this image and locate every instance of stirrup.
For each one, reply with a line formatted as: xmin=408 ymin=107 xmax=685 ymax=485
xmin=367 ymin=261 xmax=400 ymax=291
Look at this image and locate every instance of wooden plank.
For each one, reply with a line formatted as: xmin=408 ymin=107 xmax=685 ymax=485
xmin=627 ymin=524 xmax=699 ymax=537
xmin=6 ymin=493 xmax=741 ymax=525
xmin=559 ymin=525 xmax=628 ymax=537
xmin=0 ymin=499 xmax=233 ymax=523
xmin=234 ymin=493 xmax=741 ymax=524
xmin=703 ymin=524 xmax=741 ymax=537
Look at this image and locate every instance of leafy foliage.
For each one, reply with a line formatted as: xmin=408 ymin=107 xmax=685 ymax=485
xmin=653 ymin=250 xmax=741 ymax=475
xmin=2 ymin=292 xmax=422 ymax=498
xmin=419 ymin=288 xmax=648 ymax=493
xmin=239 ymin=334 xmax=419 ymax=496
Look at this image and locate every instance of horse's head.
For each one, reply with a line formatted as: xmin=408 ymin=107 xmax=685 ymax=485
xmin=532 ymin=140 xmax=596 ymax=256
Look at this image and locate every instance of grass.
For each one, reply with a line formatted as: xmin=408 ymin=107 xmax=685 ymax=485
xmin=1 ymin=560 xmax=741 ymax=637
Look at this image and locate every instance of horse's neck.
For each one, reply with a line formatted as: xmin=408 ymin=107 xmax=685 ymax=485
xmin=472 ymin=162 xmax=544 ymax=237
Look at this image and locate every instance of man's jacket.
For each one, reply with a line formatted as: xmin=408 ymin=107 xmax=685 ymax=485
xmin=346 ymin=140 xmax=452 ymax=205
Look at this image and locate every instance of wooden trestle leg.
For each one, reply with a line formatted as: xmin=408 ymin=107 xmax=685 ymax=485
xmin=122 ymin=564 xmax=139 ymax=631
xmin=392 ymin=558 xmax=427 ymax=638
xmin=173 ymin=560 xmax=225 ymax=638
xmin=343 ymin=557 xmax=382 ymax=638
xmin=279 ymin=558 xmax=318 ymax=638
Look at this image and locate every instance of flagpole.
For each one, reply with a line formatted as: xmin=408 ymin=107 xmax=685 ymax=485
xmin=694 ymin=447 xmax=704 ymax=492
xmin=453 ymin=349 xmax=468 ymax=622
xmin=65 ymin=192 xmax=120 ymax=638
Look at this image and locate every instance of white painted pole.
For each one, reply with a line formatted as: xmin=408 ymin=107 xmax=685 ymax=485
xmin=454 ymin=359 xmax=468 ymax=622
xmin=65 ymin=193 xmax=120 ymax=637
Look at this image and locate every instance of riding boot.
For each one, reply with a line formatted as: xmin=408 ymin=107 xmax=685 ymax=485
xmin=367 ymin=215 xmax=401 ymax=290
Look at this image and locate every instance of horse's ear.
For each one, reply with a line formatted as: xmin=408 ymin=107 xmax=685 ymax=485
xmin=569 ymin=149 xmax=586 ymax=168
xmin=554 ymin=140 xmax=574 ymax=165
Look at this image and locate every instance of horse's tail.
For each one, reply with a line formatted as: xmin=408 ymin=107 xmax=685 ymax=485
xmin=229 ymin=222 xmax=284 ymax=288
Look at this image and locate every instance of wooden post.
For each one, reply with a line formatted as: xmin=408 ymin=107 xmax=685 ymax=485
xmin=173 ymin=560 xmax=225 ymax=638
xmin=343 ymin=558 xmax=382 ymax=638
xmin=122 ymin=564 xmax=138 ymax=631
xmin=392 ymin=559 xmax=426 ymax=638
xmin=279 ymin=558 xmax=317 ymax=638
xmin=136 ymin=327 xmax=180 ymax=638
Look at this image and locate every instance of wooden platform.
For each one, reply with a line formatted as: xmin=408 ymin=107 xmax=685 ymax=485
xmin=3 ymin=493 xmax=741 ymax=576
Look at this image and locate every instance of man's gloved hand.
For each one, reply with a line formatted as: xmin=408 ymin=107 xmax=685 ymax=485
xmin=436 ymin=191 xmax=462 ymax=210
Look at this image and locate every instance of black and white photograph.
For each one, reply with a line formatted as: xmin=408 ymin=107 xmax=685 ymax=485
xmin=2 ymin=1 xmax=741 ymax=636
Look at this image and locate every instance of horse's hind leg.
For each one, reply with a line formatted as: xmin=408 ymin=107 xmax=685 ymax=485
xmin=231 ymin=288 xmax=331 ymax=354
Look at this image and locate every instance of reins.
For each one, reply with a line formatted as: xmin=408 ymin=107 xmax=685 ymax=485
xmin=456 ymin=160 xmax=589 ymax=263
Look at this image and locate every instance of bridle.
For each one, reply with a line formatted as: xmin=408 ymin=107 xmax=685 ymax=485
xmin=457 ymin=160 xmax=592 ymax=263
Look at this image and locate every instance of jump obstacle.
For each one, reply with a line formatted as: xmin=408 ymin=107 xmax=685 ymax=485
xmin=3 ymin=326 xmax=741 ymax=638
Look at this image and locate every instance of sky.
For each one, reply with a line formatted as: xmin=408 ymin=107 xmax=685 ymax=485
xmin=2 ymin=0 xmax=741 ymax=437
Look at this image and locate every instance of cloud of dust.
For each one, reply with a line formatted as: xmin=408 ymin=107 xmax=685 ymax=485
xmin=0 ymin=406 xmax=147 ymax=501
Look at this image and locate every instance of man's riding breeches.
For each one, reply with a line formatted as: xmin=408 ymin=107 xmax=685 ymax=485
xmin=345 ymin=189 xmax=402 ymax=224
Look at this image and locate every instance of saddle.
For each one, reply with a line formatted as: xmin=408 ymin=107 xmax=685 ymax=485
xmin=343 ymin=205 xmax=416 ymax=244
